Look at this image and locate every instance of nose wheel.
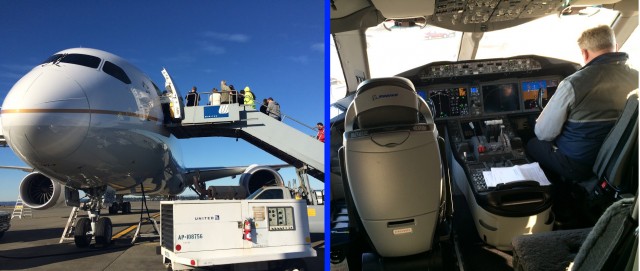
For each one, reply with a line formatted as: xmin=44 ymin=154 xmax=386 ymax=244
xmin=74 ymin=217 xmax=92 ymax=248
xmin=73 ymin=216 xmax=113 ymax=248
xmin=95 ymin=217 xmax=113 ymax=246
xmin=73 ymin=188 xmax=114 ymax=248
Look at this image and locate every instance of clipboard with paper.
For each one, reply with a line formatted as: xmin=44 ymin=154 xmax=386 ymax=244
xmin=482 ymin=162 xmax=551 ymax=188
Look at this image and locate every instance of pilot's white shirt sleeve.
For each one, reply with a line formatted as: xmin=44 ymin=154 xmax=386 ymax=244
xmin=534 ymin=80 xmax=575 ymax=141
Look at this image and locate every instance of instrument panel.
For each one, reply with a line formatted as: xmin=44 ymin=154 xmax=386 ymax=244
xmin=417 ymin=77 xmax=561 ymax=120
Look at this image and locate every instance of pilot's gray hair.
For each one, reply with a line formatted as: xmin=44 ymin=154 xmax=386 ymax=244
xmin=577 ymin=25 xmax=616 ymax=52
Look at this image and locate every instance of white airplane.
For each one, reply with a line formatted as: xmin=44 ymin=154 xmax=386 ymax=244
xmin=0 ymin=48 xmax=290 ymax=248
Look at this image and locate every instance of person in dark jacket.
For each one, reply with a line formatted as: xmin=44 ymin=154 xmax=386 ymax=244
xmin=185 ymin=86 xmax=200 ymax=106
xmin=259 ymin=99 xmax=268 ymax=114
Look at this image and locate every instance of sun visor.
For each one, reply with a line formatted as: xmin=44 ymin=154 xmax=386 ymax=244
xmin=371 ymin=0 xmax=435 ymax=19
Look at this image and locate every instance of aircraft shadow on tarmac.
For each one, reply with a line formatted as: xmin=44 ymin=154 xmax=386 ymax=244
xmin=0 ymin=227 xmax=64 ymax=244
xmin=0 ymin=240 xmax=135 ymax=270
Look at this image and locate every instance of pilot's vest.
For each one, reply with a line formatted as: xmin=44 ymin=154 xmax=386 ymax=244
xmin=556 ymin=52 xmax=638 ymax=165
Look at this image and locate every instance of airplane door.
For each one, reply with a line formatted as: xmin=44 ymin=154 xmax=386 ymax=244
xmin=161 ymin=68 xmax=185 ymax=121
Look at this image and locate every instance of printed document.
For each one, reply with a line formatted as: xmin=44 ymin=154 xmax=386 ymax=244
xmin=483 ymin=162 xmax=551 ymax=187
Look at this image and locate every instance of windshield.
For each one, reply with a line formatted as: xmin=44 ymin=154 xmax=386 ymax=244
xmin=366 ymin=23 xmax=463 ymax=78
xmin=330 ymin=35 xmax=347 ymax=117
xmin=477 ymin=8 xmax=620 ymax=64
xmin=330 ymin=6 xmax=625 ymax=116
xmin=620 ymin=26 xmax=639 ymax=70
xmin=330 ymin=24 xmax=463 ymax=118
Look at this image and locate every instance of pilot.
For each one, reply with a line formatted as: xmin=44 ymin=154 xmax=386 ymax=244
xmin=527 ymin=25 xmax=638 ymax=181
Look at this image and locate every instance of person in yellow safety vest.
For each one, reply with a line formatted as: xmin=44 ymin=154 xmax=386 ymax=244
xmin=243 ymin=86 xmax=255 ymax=109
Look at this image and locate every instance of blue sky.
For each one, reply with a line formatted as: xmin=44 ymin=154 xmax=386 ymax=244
xmin=0 ymin=1 xmax=325 ymax=201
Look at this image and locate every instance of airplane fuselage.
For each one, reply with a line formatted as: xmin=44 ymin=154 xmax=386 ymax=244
xmin=1 ymin=48 xmax=186 ymax=195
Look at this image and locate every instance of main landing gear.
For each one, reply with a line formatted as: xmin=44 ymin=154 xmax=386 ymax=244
xmin=74 ymin=187 xmax=113 ymax=248
xmin=108 ymin=195 xmax=132 ymax=215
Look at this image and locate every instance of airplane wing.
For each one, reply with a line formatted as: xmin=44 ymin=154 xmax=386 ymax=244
xmin=184 ymin=164 xmax=291 ymax=183
xmin=0 ymin=166 xmax=35 ymax=173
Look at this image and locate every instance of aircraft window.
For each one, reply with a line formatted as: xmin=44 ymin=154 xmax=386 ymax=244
xmin=331 ymin=105 xmax=345 ymax=121
xmin=42 ymin=54 xmax=101 ymax=69
xmin=330 ymin=35 xmax=347 ymax=111
xmin=103 ymin=61 xmax=131 ymax=84
xmin=151 ymin=82 xmax=162 ymax=96
xmin=365 ymin=23 xmax=462 ymax=78
xmin=620 ymin=28 xmax=639 ymax=70
xmin=482 ymin=83 xmax=520 ymax=113
xmin=476 ymin=8 xmax=620 ymax=64
xmin=41 ymin=54 xmax=62 ymax=64
xmin=60 ymin=54 xmax=101 ymax=68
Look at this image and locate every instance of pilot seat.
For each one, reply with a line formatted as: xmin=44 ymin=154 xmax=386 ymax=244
xmin=340 ymin=77 xmax=448 ymax=259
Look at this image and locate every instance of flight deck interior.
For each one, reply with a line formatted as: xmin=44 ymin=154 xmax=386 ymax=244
xmin=329 ymin=0 xmax=638 ymax=270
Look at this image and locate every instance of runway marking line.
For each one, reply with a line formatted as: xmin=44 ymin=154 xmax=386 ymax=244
xmin=111 ymin=213 xmax=160 ymax=240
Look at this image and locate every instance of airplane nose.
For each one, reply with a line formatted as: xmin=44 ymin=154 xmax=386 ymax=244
xmin=2 ymin=69 xmax=90 ymax=161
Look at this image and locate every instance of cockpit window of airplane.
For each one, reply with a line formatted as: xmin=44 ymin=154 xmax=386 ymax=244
xmin=330 ymin=35 xmax=347 ymax=118
xmin=476 ymin=8 xmax=620 ymax=63
xmin=365 ymin=24 xmax=463 ymax=78
xmin=620 ymin=27 xmax=639 ymax=69
xmin=102 ymin=61 xmax=131 ymax=84
xmin=329 ymin=6 xmax=633 ymax=121
xmin=42 ymin=53 xmax=101 ymax=69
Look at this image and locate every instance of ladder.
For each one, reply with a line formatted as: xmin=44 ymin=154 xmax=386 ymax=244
xmin=59 ymin=207 xmax=79 ymax=243
xmin=11 ymin=196 xmax=32 ymax=219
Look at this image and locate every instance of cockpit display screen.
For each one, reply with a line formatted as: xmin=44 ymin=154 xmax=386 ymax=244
xmin=482 ymin=83 xmax=520 ymax=114
xmin=521 ymin=79 xmax=559 ymax=110
xmin=427 ymin=88 xmax=469 ymax=118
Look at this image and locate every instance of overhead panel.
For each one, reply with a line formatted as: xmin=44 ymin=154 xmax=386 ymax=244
xmin=430 ymin=0 xmax=565 ymax=31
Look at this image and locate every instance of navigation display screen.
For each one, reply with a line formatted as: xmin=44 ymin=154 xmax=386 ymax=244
xmin=427 ymin=88 xmax=469 ymax=118
xmin=482 ymin=83 xmax=520 ymax=113
xmin=521 ymin=79 xmax=559 ymax=110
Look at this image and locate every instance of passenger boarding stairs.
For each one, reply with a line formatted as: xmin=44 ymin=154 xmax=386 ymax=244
xmin=166 ymin=103 xmax=324 ymax=180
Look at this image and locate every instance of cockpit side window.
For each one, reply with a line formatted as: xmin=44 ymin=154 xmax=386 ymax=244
xmin=103 ymin=61 xmax=132 ymax=84
xmin=41 ymin=54 xmax=62 ymax=64
xmin=151 ymin=82 xmax=162 ymax=96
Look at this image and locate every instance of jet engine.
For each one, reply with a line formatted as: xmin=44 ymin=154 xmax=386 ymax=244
xmin=239 ymin=165 xmax=285 ymax=194
xmin=19 ymin=172 xmax=65 ymax=210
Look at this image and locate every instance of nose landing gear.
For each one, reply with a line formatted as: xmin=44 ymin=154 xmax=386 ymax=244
xmin=73 ymin=187 xmax=114 ymax=248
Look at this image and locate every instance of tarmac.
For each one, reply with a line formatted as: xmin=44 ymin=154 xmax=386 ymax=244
xmin=0 ymin=201 xmax=324 ymax=270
